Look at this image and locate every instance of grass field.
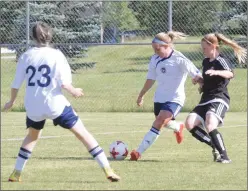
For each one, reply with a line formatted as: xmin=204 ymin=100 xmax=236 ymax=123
xmin=1 ymin=112 xmax=247 ymax=190
xmin=1 ymin=42 xmax=247 ymax=112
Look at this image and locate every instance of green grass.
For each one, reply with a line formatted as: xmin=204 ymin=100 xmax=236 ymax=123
xmin=1 ymin=43 xmax=247 ymax=112
xmin=1 ymin=112 xmax=247 ymax=190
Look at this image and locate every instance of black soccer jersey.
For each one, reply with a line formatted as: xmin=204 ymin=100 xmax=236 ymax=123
xmin=200 ymin=55 xmax=234 ymax=106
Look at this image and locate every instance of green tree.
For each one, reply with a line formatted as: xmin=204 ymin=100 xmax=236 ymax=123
xmin=225 ymin=1 xmax=247 ymax=35
xmin=102 ymin=1 xmax=140 ymax=42
xmin=1 ymin=1 xmax=26 ymax=44
xmin=129 ymin=1 xmax=168 ymax=35
xmin=1 ymin=1 xmax=102 ymax=58
xmin=172 ymin=1 xmax=218 ymax=35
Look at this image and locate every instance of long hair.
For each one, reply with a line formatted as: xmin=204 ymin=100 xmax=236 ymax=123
xmin=202 ymin=33 xmax=247 ymax=64
xmin=155 ymin=31 xmax=187 ymax=44
xmin=32 ymin=22 xmax=53 ymax=46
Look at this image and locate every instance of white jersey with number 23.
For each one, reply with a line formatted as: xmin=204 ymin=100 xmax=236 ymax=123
xmin=11 ymin=47 xmax=72 ymax=121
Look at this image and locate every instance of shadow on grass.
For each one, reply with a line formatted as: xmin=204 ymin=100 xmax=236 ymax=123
xmin=5 ymin=156 xmax=207 ymax=163
xmin=128 ymin=159 xmax=163 ymax=163
xmin=103 ymin=69 xmax=148 ymax=74
xmin=6 ymin=156 xmax=131 ymax=162
xmin=2 ymin=179 xmax=103 ymax=183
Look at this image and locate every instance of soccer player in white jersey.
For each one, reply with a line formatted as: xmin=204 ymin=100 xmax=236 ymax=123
xmin=185 ymin=33 xmax=247 ymax=163
xmin=130 ymin=31 xmax=202 ymax=161
xmin=4 ymin=22 xmax=120 ymax=182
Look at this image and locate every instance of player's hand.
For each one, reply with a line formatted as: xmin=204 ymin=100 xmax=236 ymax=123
xmin=205 ymin=69 xmax=219 ymax=76
xmin=192 ymin=76 xmax=203 ymax=85
xmin=72 ymin=88 xmax=84 ymax=98
xmin=3 ymin=101 xmax=14 ymax=112
xmin=192 ymin=78 xmax=198 ymax=85
xmin=136 ymin=96 xmax=144 ymax=106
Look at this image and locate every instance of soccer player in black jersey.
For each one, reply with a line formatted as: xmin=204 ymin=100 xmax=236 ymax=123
xmin=185 ymin=33 xmax=247 ymax=163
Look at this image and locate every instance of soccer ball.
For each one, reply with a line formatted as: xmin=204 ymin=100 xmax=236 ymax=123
xmin=109 ymin=141 xmax=128 ymax=160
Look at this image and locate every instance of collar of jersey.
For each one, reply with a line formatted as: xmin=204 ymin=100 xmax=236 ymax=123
xmin=156 ymin=50 xmax=174 ymax=67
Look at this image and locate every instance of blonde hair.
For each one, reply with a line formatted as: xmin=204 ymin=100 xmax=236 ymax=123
xmin=155 ymin=31 xmax=187 ymax=44
xmin=202 ymin=33 xmax=247 ymax=64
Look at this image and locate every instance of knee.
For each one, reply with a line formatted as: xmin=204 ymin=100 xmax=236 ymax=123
xmin=185 ymin=117 xmax=194 ymax=131
xmin=205 ymin=115 xmax=218 ymax=133
xmin=154 ymin=116 xmax=169 ymax=129
xmin=205 ymin=123 xmax=217 ymax=133
xmin=27 ymin=129 xmax=41 ymax=141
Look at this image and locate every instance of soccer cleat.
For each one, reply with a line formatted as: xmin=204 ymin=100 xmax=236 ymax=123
xmin=129 ymin=150 xmax=141 ymax=161
xmin=103 ymin=167 xmax=120 ymax=182
xmin=216 ymin=158 xmax=232 ymax=164
xmin=174 ymin=123 xmax=184 ymax=144
xmin=212 ymin=148 xmax=221 ymax=162
xmin=8 ymin=170 xmax=21 ymax=182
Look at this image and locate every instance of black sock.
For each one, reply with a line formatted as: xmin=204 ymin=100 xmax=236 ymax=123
xmin=209 ymin=129 xmax=229 ymax=159
xmin=189 ymin=126 xmax=214 ymax=148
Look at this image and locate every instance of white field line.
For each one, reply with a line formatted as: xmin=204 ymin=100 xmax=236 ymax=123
xmin=1 ymin=124 xmax=246 ymax=142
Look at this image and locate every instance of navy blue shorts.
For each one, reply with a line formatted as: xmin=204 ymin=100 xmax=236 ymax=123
xmin=26 ymin=106 xmax=79 ymax=130
xmin=154 ymin=102 xmax=182 ymax=119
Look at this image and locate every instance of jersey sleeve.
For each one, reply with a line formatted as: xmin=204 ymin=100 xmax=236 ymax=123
xmin=11 ymin=54 xmax=26 ymax=89
xmin=181 ymin=57 xmax=202 ymax=78
xmin=146 ymin=56 xmax=156 ymax=80
xmin=216 ymin=57 xmax=233 ymax=72
xmin=56 ymin=51 xmax=72 ymax=86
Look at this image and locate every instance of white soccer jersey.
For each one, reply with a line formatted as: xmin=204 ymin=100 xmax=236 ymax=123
xmin=11 ymin=47 xmax=72 ymax=121
xmin=147 ymin=50 xmax=201 ymax=106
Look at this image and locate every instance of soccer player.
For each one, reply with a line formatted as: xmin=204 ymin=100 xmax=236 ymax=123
xmin=4 ymin=22 xmax=120 ymax=182
xmin=185 ymin=33 xmax=247 ymax=163
xmin=130 ymin=31 xmax=202 ymax=161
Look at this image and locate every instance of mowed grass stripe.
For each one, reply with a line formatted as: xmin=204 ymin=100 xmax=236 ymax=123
xmin=1 ymin=112 xmax=247 ymax=190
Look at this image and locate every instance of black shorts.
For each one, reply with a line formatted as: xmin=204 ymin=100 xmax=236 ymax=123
xmin=26 ymin=106 xmax=79 ymax=130
xmin=190 ymin=102 xmax=228 ymax=125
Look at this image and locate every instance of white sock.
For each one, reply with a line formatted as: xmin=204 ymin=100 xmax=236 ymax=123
xmin=89 ymin=146 xmax=110 ymax=168
xmin=15 ymin=158 xmax=28 ymax=172
xmin=165 ymin=120 xmax=180 ymax=132
xmin=15 ymin=147 xmax=32 ymax=172
xmin=136 ymin=127 xmax=160 ymax=154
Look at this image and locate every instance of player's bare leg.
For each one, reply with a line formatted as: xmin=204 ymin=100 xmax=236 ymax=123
xmin=9 ymin=128 xmax=42 ymax=182
xmin=70 ymin=119 xmax=120 ymax=181
xmin=185 ymin=113 xmax=221 ymax=161
xmin=130 ymin=111 xmax=172 ymax=161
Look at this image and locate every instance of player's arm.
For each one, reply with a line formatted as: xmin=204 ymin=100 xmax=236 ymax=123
xmin=138 ymin=79 xmax=156 ymax=98
xmin=182 ymin=58 xmax=203 ymax=85
xmin=205 ymin=70 xmax=234 ymax=79
xmin=137 ymin=79 xmax=155 ymax=106
xmin=56 ymin=52 xmax=83 ymax=98
xmin=3 ymin=56 xmax=26 ymax=111
xmin=205 ymin=58 xmax=234 ymax=79
xmin=137 ymin=57 xmax=156 ymax=106
xmin=61 ymin=84 xmax=83 ymax=98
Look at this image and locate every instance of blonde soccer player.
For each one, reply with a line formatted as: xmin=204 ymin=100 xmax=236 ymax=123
xmin=185 ymin=33 xmax=247 ymax=163
xmin=4 ymin=22 xmax=120 ymax=182
xmin=130 ymin=31 xmax=202 ymax=161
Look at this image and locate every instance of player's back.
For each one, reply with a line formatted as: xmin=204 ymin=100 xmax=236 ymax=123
xmin=20 ymin=47 xmax=70 ymax=121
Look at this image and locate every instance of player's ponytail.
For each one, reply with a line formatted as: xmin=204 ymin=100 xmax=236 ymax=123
xmin=215 ymin=33 xmax=247 ymax=64
xmin=32 ymin=22 xmax=53 ymax=46
xmin=154 ymin=31 xmax=187 ymax=45
xmin=167 ymin=31 xmax=187 ymax=42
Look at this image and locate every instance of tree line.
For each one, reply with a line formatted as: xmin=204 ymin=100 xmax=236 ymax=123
xmin=1 ymin=1 xmax=246 ymax=58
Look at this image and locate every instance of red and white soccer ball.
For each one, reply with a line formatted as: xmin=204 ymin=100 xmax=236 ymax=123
xmin=109 ymin=141 xmax=128 ymax=160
